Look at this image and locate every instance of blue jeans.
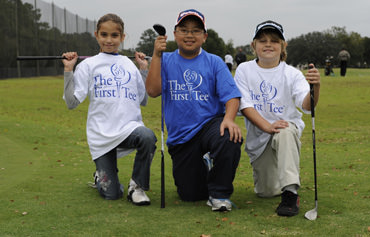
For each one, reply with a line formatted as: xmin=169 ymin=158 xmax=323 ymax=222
xmin=94 ymin=126 xmax=157 ymax=200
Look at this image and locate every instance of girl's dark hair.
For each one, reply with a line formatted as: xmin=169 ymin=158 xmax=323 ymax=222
xmin=96 ymin=13 xmax=124 ymax=34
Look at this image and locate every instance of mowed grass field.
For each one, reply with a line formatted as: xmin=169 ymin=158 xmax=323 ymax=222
xmin=0 ymin=68 xmax=369 ymax=236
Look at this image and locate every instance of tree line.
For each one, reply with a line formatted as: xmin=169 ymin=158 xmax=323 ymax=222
xmin=135 ymin=26 xmax=370 ymax=68
xmin=2 ymin=0 xmax=369 ymax=78
xmin=0 ymin=0 xmax=98 ymax=78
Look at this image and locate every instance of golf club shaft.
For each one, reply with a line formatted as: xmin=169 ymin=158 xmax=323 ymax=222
xmin=309 ymin=65 xmax=318 ymax=204
xmin=153 ymin=23 xmax=167 ymax=209
xmin=17 ymin=55 xmax=150 ymax=60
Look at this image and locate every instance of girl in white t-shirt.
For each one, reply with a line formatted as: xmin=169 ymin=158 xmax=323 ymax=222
xmin=62 ymin=13 xmax=156 ymax=205
xmin=234 ymin=20 xmax=321 ymax=217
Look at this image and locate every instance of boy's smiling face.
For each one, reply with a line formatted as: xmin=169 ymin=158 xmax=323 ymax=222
xmin=174 ymin=17 xmax=207 ymax=59
xmin=252 ymin=31 xmax=286 ymax=68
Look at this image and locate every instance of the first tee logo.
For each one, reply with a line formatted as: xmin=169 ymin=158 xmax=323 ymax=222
xmin=250 ymin=80 xmax=284 ymax=114
xmin=93 ymin=64 xmax=137 ymax=101
xmin=169 ymin=69 xmax=209 ymax=101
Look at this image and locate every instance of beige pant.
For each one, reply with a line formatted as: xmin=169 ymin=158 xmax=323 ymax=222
xmin=251 ymin=122 xmax=301 ymax=198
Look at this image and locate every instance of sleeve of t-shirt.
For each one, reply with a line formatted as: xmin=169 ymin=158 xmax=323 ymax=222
xmin=63 ymin=71 xmax=81 ymax=109
xmin=234 ymin=64 xmax=253 ymax=110
xmin=292 ymin=70 xmax=310 ymax=114
xmin=138 ymin=69 xmax=148 ymax=106
xmin=215 ymin=57 xmax=241 ymax=104
xmin=72 ymin=62 xmax=90 ymax=103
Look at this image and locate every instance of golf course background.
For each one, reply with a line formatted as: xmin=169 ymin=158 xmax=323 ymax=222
xmin=0 ymin=68 xmax=369 ymax=236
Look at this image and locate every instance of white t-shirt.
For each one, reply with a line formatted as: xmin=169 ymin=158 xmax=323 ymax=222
xmin=234 ymin=60 xmax=310 ymax=162
xmin=70 ymin=53 xmax=146 ymax=160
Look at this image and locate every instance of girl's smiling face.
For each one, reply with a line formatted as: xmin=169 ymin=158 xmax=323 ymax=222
xmin=95 ymin=20 xmax=125 ymax=54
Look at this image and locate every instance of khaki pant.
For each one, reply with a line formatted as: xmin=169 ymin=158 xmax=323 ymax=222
xmin=251 ymin=122 xmax=301 ymax=198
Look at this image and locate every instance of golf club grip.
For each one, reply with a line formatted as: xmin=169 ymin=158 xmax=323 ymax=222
xmin=308 ymin=65 xmax=315 ymax=118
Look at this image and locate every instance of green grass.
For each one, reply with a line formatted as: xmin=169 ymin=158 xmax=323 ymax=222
xmin=0 ymin=68 xmax=369 ymax=236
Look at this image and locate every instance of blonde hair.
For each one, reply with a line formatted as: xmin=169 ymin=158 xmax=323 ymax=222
xmin=251 ymin=30 xmax=287 ymax=61
xmin=96 ymin=13 xmax=124 ymax=34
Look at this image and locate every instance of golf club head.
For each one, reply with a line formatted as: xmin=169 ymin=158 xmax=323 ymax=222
xmin=153 ymin=24 xmax=166 ymax=36
xmin=304 ymin=207 xmax=317 ymax=220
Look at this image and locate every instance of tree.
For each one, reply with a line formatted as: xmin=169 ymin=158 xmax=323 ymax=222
xmin=225 ymin=40 xmax=235 ymax=57
xmin=203 ymin=29 xmax=226 ymax=57
xmin=136 ymin=29 xmax=157 ymax=55
xmin=362 ymin=37 xmax=370 ymax=67
xmin=287 ymin=31 xmax=340 ymax=67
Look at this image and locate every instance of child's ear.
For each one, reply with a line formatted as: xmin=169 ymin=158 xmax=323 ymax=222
xmin=120 ymin=33 xmax=126 ymax=43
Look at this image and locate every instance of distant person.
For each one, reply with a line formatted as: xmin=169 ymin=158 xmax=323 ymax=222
xmin=234 ymin=20 xmax=321 ymax=217
xmin=235 ymin=48 xmax=247 ymax=66
xmin=147 ymin=9 xmax=242 ymax=212
xmin=62 ymin=13 xmax=157 ymax=205
xmin=338 ymin=48 xmax=350 ymax=76
xmin=225 ymin=52 xmax=234 ymax=71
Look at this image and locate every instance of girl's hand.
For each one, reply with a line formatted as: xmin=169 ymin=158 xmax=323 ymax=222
xmin=62 ymin=52 xmax=78 ymax=72
xmin=135 ymin=52 xmax=148 ymax=70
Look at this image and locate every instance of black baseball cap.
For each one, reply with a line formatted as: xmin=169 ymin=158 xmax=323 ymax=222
xmin=253 ymin=20 xmax=285 ymax=40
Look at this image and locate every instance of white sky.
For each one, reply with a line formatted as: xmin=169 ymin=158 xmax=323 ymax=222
xmin=43 ymin=0 xmax=370 ymax=49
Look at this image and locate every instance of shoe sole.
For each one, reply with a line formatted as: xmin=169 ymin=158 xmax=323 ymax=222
xmin=207 ymin=200 xmax=231 ymax=212
xmin=276 ymin=208 xmax=299 ymax=217
xmin=212 ymin=206 xmax=230 ymax=212
xmin=127 ymin=193 xmax=150 ymax=206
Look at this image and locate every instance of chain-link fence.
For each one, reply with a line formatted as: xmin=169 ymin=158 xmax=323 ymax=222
xmin=0 ymin=0 xmax=98 ymax=79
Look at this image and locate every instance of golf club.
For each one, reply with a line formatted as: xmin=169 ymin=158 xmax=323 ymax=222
xmin=305 ymin=64 xmax=318 ymax=221
xmin=17 ymin=55 xmax=151 ymax=61
xmin=153 ymin=23 xmax=166 ymax=208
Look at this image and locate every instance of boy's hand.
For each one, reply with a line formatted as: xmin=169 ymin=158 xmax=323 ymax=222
xmin=135 ymin=52 xmax=148 ymax=70
xmin=305 ymin=64 xmax=320 ymax=85
xmin=62 ymin=52 xmax=78 ymax=72
xmin=268 ymin=120 xmax=289 ymax=134
xmin=153 ymin=36 xmax=167 ymax=58
xmin=220 ymin=118 xmax=242 ymax=143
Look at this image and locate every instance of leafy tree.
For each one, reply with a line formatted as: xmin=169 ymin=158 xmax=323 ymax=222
xmin=225 ymin=40 xmax=235 ymax=56
xmin=203 ymin=29 xmax=226 ymax=57
xmin=136 ymin=29 xmax=157 ymax=55
xmin=287 ymin=31 xmax=340 ymax=67
xmin=166 ymin=40 xmax=178 ymax=52
xmin=362 ymin=37 xmax=370 ymax=66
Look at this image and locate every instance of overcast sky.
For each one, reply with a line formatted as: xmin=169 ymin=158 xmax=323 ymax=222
xmin=43 ymin=0 xmax=370 ymax=49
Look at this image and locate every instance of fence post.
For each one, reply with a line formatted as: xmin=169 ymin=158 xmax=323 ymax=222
xmin=34 ymin=0 xmax=40 ymax=76
xmin=15 ymin=0 xmax=21 ymax=78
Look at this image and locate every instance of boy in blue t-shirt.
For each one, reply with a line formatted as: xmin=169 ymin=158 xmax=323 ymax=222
xmin=146 ymin=9 xmax=242 ymax=212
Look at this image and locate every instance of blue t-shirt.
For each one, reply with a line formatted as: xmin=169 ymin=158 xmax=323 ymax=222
xmin=162 ymin=49 xmax=241 ymax=146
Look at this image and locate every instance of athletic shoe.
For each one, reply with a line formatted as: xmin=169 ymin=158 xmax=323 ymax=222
xmin=276 ymin=190 xmax=300 ymax=216
xmin=87 ymin=171 xmax=98 ymax=188
xmin=127 ymin=179 xmax=150 ymax=206
xmin=207 ymin=196 xmax=232 ymax=212
xmin=203 ymin=152 xmax=213 ymax=171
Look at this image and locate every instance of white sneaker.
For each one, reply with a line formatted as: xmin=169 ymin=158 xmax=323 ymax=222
xmin=127 ymin=179 xmax=150 ymax=206
xmin=207 ymin=196 xmax=232 ymax=212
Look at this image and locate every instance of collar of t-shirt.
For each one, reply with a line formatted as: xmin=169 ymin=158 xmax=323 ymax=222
xmin=102 ymin=52 xmax=119 ymax=56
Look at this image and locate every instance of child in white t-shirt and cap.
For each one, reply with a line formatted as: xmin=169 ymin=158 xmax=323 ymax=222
xmin=234 ymin=20 xmax=321 ymax=216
